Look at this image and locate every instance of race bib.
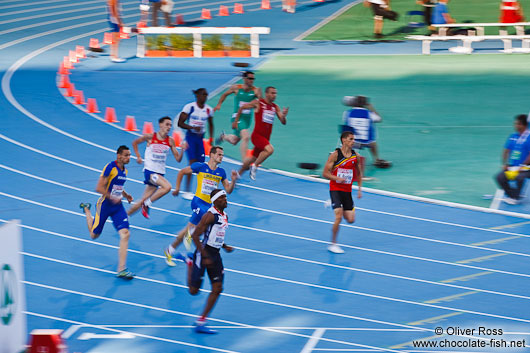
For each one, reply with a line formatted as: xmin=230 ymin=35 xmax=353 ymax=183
xmin=337 ymin=168 xmax=353 ymax=184
xmin=262 ymin=110 xmax=275 ymax=124
xmin=213 ymin=230 xmax=225 ymax=247
xmin=239 ymin=101 xmax=251 ymax=115
xmin=201 ymin=178 xmax=217 ymax=196
xmin=110 ymin=185 xmax=123 ymax=199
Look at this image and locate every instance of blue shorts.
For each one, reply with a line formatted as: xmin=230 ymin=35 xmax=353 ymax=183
xmin=189 ymin=196 xmax=211 ymax=225
xmin=190 ymin=245 xmax=224 ymax=289
xmin=143 ymin=169 xmax=164 ymax=187
xmin=185 ymin=132 xmax=205 ymax=163
xmin=91 ymin=197 xmax=129 ymax=235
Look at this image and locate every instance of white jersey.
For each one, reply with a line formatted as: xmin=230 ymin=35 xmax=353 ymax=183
xmin=202 ymin=206 xmax=228 ymax=249
xmin=181 ymin=102 xmax=213 ymax=135
xmin=143 ymin=133 xmax=171 ymax=174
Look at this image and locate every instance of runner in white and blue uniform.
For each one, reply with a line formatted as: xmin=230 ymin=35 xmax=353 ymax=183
xmin=178 ymin=88 xmax=214 ymax=198
xmin=187 ymin=189 xmax=234 ymax=334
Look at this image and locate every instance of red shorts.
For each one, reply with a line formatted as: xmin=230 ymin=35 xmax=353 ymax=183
xmin=251 ymin=133 xmax=270 ymax=158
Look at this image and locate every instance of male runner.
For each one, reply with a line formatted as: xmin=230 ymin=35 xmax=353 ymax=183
xmin=188 ymin=189 xmax=233 ymax=334
xmin=164 ymin=146 xmax=237 ymax=265
xmin=237 ymin=86 xmax=288 ymax=180
xmin=322 ymin=131 xmax=363 ymax=254
xmin=178 ymin=88 xmax=214 ymax=200
xmin=79 ymin=145 xmax=135 ymax=279
xmin=128 ymin=116 xmax=183 ymax=219
xmin=214 ymin=71 xmax=262 ymax=161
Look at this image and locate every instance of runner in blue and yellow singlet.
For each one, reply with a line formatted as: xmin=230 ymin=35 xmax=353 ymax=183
xmin=214 ymin=71 xmax=262 ymax=161
xmin=79 ymin=145 xmax=135 ymax=279
xmin=164 ymin=146 xmax=238 ymax=266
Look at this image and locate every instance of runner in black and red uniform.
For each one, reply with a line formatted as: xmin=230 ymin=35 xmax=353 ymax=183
xmin=234 ymin=86 xmax=289 ymax=180
xmin=323 ymin=131 xmax=363 ymax=254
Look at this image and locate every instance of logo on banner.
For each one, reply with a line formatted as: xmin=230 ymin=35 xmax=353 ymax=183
xmin=1 ymin=264 xmax=17 ymax=325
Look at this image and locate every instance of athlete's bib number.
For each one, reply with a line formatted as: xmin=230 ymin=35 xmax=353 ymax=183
xmin=337 ymin=168 xmax=353 ymax=184
xmin=239 ymin=101 xmax=251 ymax=115
xmin=212 ymin=230 xmax=225 ymax=247
xmin=262 ymin=110 xmax=275 ymax=124
xmin=201 ymin=178 xmax=217 ymax=196
xmin=110 ymin=185 xmax=123 ymax=199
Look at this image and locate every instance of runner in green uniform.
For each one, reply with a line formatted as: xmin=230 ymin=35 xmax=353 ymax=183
xmin=214 ymin=71 xmax=262 ymax=161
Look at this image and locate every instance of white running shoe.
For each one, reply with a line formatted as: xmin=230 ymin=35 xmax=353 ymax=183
xmin=250 ymin=165 xmax=257 ymax=180
xmin=502 ymin=197 xmax=520 ymax=205
xmin=328 ymin=244 xmax=344 ymax=254
xmin=110 ymin=57 xmax=126 ymax=63
xmin=181 ymin=192 xmax=193 ymax=200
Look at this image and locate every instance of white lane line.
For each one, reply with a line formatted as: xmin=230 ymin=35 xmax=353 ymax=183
xmin=9 ymin=218 xmax=530 ymax=304
xmin=10 ymin=216 xmax=530 ymax=307
xmin=2 ymin=159 xmax=530 ymax=262
xmin=23 ymin=283 xmax=407 ymax=353
xmin=3 ymin=176 xmax=530 ymax=284
xmin=0 ymin=0 xmax=138 ymax=26
xmin=0 ymin=0 xmax=81 ymax=10
xmin=25 ymin=311 xmax=240 ymax=353
xmin=19 ymin=231 xmax=530 ymax=325
xmin=0 ymin=0 xmax=106 ymax=16
xmin=300 ymin=328 xmax=326 ymax=353
xmin=61 ymin=324 xmax=82 ymax=339
xmin=91 ymin=325 xmax=422 ymax=331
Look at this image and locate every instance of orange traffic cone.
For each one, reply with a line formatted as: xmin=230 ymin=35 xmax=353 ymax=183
xmin=75 ymin=45 xmax=86 ymax=59
xmin=201 ymin=8 xmax=212 ymax=19
xmin=142 ymin=122 xmax=154 ymax=134
xmin=65 ymin=83 xmax=75 ymax=97
xmin=86 ymin=98 xmax=100 ymax=113
xmin=137 ymin=21 xmax=147 ymax=28
xmin=58 ymin=62 xmax=70 ymax=75
xmin=203 ymin=139 xmax=212 ymax=155
xmin=261 ymin=0 xmax=271 ymax=9
xmin=63 ymin=57 xmax=73 ymax=69
xmin=74 ymin=90 xmax=85 ymax=105
xmin=172 ymin=131 xmax=182 ymax=146
xmin=119 ymin=28 xmax=129 ymax=39
xmin=219 ymin=5 xmax=229 ymax=16
xmin=69 ymin=50 xmax=78 ymax=63
xmin=89 ymin=38 xmax=99 ymax=49
xmin=175 ymin=14 xmax=185 ymax=25
xmin=104 ymin=32 xmax=113 ymax=45
xmin=105 ymin=107 xmax=118 ymax=123
xmin=58 ymin=75 xmax=70 ymax=88
xmin=234 ymin=3 xmax=244 ymax=13
xmin=124 ymin=116 xmax=139 ymax=131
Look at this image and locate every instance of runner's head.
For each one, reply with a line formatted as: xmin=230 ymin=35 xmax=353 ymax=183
xmin=515 ymin=114 xmax=528 ymax=133
xmin=242 ymin=71 xmax=255 ymax=87
xmin=116 ymin=145 xmax=131 ymax=165
xmin=158 ymin=116 xmax=172 ymax=135
xmin=340 ymin=131 xmax=355 ymax=148
xmin=210 ymin=189 xmax=227 ymax=210
xmin=193 ymin=88 xmax=208 ymax=105
xmin=265 ymin=86 xmax=277 ymax=103
xmin=210 ymin=146 xmax=224 ymax=164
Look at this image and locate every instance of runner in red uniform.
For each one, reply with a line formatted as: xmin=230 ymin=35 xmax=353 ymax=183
xmin=234 ymin=86 xmax=288 ymax=180
xmin=323 ymin=131 xmax=363 ymax=254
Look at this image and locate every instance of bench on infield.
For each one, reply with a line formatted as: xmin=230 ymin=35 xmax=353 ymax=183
xmin=407 ymin=34 xmax=530 ymax=54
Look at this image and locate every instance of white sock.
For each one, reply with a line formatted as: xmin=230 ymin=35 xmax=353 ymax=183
xmin=144 ymin=198 xmax=153 ymax=207
xmin=167 ymin=244 xmax=176 ymax=255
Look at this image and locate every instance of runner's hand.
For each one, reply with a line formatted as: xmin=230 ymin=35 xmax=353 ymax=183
xmin=357 ymin=189 xmax=362 ymax=199
xmin=232 ymin=121 xmax=238 ymax=130
xmin=223 ymin=245 xmax=234 ymax=253
xmin=137 ymin=157 xmax=143 ymax=164
xmin=172 ymin=189 xmax=180 ymax=197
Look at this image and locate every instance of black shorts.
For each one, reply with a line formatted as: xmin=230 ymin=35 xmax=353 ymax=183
xmin=190 ymin=245 xmax=224 ymax=289
xmin=330 ymin=190 xmax=354 ymax=211
xmin=370 ymin=3 xmax=398 ymax=20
